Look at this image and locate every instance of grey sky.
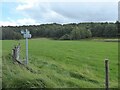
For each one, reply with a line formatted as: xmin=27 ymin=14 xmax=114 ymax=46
xmin=0 ymin=0 xmax=119 ymax=26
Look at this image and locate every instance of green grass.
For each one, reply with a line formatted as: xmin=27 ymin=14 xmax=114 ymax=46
xmin=2 ymin=38 xmax=118 ymax=88
xmin=0 ymin=40 xmax=2 ymax=89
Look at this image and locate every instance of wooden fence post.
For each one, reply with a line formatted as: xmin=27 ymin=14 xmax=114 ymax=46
xmin=12 ymin=44 xmax=20 ymax=61
xmin=105 ymin=59 xmax=109 ymax=90
xmin=12 ymin=48 xmax=15 ymax=61
xmin=16 ymin=44 xmax=20 ymax=61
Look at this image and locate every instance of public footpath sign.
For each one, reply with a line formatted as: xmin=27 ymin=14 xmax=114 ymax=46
xmin=21 ymin=29 xmax=32 ymax=65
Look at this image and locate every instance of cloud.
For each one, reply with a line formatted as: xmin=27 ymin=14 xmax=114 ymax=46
xmin=17 ymin=18 xmax=37 ymax=25
xmin=0 ymin=21 xmax=17 ymax=26
xmin=118 ymin=1 xmax=120 ymax=21
xmin=1 ymin=0 xmax=119 ymax=3
xmin=16 ymin=2 xmax=71 ymax=23
xmin=16 ymin=0 xmax=39 ymax=11
xmin=1 ymin=0 xmax=118 ymax=26
xmin=51 ymin=2 xmax=118 ymax=21
xmin=15 ymin=1 xmax=118 ymax=23
xmin=16 ymin=3 xmax=33 ymax=11
xmin=0 ymin=18 xmax=38 ymax=26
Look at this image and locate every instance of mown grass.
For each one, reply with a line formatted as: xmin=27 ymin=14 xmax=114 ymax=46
xmin=2 ymin=38 xmax=118 ymax=88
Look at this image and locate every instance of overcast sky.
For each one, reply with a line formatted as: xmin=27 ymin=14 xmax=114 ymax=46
xmin=0 ymin=0 xmax=119 ymax=26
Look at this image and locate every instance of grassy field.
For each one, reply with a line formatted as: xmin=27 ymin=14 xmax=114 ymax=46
xmin=2 ymin=38 xmax=118 ymax=88
xmin=0 ymin=40 xmax=2 ymax=89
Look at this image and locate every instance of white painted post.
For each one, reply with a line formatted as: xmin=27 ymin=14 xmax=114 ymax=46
xmin=21 ymin=29 xmax=31 ymax=65
xmin=26 ymin=35 xmax=28 ymax=65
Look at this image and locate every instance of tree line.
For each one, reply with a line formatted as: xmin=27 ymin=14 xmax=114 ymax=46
xmin=1 ymin=22 xmax=119 ymax=40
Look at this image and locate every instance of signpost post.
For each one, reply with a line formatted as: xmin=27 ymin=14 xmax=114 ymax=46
xmin=21 ymin=29 xmax=31 ymax=65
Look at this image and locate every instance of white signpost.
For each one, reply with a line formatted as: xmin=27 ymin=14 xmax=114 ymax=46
xmin=21 ymin=29 xmax=31 ymax=65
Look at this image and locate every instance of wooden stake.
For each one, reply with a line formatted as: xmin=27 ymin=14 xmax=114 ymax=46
xmin=105 ymin=59 xmax=109 ymax=90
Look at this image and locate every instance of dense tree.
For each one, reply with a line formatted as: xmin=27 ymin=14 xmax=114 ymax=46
xmin=70 ymin=26 xmax=92 ymax=40
xmin=1 ymin=22 xmax=118 ymax=40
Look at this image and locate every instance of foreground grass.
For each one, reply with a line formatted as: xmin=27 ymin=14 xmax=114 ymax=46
xmin=0 ymin=40 xmax=2 ymax=89
xmin=2 ymin=38 xmax=118 ymax=88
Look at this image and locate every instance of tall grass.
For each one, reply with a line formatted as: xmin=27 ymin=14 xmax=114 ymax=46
xmin=2 ymin=38 xmax=118 ymax=88
xmin=0 ymin=40 xmax=2 ymax=89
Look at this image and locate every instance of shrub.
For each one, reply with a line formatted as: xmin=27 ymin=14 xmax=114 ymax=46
xmin=59 ymin=34 xmax=71 ymax=40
